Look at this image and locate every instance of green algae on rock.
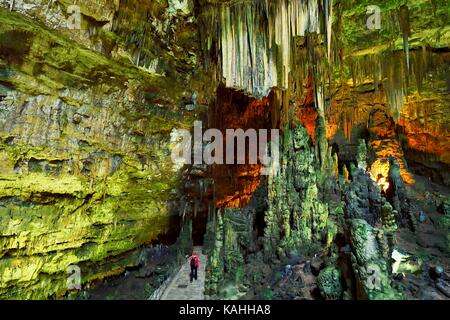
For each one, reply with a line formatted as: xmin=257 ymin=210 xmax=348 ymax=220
xmin=0 ymin=1 xmax=209 ymax=299
xmin=349 ymin=219 xmax=403 ymax=300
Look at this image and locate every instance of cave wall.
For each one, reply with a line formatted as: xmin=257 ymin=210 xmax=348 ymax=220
xmin=0 ymin=0 xmax=213 ymax=299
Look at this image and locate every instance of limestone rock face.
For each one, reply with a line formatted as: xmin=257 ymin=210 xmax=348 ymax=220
xmin=0 ymin=1 xmax=209 ymax=299
xmin=264 ymin=124 xmax=331 ymax=258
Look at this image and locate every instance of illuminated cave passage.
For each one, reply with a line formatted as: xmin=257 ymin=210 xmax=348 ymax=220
xmin=0 ymin=0 xmax=449 ymax=302
xmin=186 ymin=85 xmax=272 ymax=245
xmin=188 ymin=82 xmax=319 ymax=246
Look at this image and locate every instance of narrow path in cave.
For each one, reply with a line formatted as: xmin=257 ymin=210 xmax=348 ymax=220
xmin=160 ymin=247 xmax=207 ymax=300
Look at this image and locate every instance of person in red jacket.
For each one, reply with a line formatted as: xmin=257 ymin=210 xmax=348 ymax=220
xmin=189 ymin=252 xmax=200 ymax=282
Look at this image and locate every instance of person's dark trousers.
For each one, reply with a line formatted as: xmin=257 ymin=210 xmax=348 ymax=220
xmin=190 ymin=267 xmax=198 ymax=282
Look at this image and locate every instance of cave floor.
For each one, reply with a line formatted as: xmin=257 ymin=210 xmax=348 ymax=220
xmin=160 ymin=247 xmax=207 ymax=300
xmin=83 ymin=173 xmax=449 ymax=300
xmin=390 ymin=173 xmax=450 ymax=299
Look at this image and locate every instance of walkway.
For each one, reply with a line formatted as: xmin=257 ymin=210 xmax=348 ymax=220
xmin=160 ymin=246 xmax=207 ymax=300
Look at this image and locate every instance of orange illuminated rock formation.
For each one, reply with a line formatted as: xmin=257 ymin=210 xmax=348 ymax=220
xmin=209 ymin=86 xmax=272 ymax=208
xmin=296 ymin=74 xmax=318 ymax=143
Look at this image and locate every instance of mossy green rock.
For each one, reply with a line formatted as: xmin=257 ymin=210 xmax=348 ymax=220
xmin=349 ymin=219 xmax=403 ymax=300
xmin=317 ymin=266 xmax=343 ymax=300
xmin=0 ymin=2 xmax=208 ymax=299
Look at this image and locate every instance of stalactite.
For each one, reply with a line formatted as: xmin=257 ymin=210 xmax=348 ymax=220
xmin=343 ymin=48 xmax=445 ymax=128
xmin=201 ymin=0 xmax=324 ymax=99
xmin=399 ymin=5 xmax=411 ymax=82
xmin=383 ymin=53 xmax=406 ymax=122
xmin=324 ymin=0 xmax=333 ymax=63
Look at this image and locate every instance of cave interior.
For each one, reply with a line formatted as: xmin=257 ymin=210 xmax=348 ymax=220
xmin=0 ymin=0 xmax=449 ymax=300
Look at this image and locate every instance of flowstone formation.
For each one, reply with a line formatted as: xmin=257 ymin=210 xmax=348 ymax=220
xmin=341 ymin=139 xmax=403 ymax=299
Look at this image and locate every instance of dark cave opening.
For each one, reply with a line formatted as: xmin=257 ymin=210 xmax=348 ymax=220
xmin=154 ymin=213 xmax=183 ymax=246
xmin=192 ymin=202 xmax=209 ymax=246
xmin=402 ymin=147 xmax=450 ymax=187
